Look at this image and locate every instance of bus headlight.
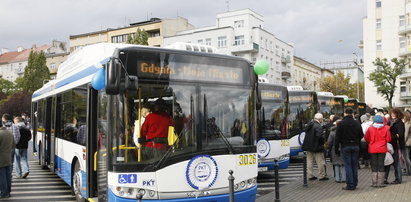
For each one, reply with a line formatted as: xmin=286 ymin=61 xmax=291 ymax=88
xmin=233 ymin=177 xmax=256 ymax=192
xmin=110 ymin=186 xmax=157 ymax=199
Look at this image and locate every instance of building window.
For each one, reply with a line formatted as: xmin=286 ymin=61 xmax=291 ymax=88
xmin=376 ymin=40 xmax=382 ymax=50
xmin=376 ymin=0 xmax=381 ymax=8
xmin=50 ymin=63 xmax=56 ymax=71
xmin=198 ymin=39 xmax=203 ymax=44
xmin=234 ymin=35 xmax=245 ymax=46
xmin=376 ymin=18 xmax=381 ymax=29
xmin=234 ymin=20 xmax=244 ymax=28
xmin=147 ymin=30 xmax=160 ymax=38
xmin=400 ymin=15 xmax=406 ymax=27
xmin=205 ymin=38 xmax=211 ymax=46
xmin=111 ymin=34 xmax=128 ymax=43
xmin=400 ymin=37 xmax=406 ymax=49
xmin=218 ymin=36 xmax=227 ymax=47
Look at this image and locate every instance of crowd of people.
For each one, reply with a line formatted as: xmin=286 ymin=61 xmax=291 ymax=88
xmin=303 ymin=107 xmax=411 ymax=190
xmin=0 ymin=113 xmax=31 ymax=199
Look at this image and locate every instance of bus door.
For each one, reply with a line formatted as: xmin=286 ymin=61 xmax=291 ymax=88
xmin=86 ymin=87 xmax=101 ymax=200
xmin=43 ymin=97 xmax=52 ymax=169
xmin=49 ymin=96 xmax=57 ymax=172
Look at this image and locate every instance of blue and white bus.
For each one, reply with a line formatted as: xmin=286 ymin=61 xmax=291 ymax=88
xmin=256 ymin=84 xmax=290 ymax=171
xmin=317 ymin=92 xmax=345 ymax=119
xmin=32 ymin=43 xmax=258 ymax=202
xmin=286 ymin=87 xmax=317 ymax=157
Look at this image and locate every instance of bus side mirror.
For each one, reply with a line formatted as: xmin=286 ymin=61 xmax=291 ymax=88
xmin=106 ymin=59 xmax=121 ymax=95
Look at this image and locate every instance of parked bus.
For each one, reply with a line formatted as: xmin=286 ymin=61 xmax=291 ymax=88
xmin=358 ymin=102 xmax=367 ymax=116
xmin=256 ymin=84 xmax=290 ymax=171
xmin=317 ymin=92 xmax=345 ymax=119
xmin=286 ymin=87 xmax=317 ymax=156
xmin=32 ymin=43 xmax=258 ymax=202
xmin=345 ymin=98 xmax=359 ymax=115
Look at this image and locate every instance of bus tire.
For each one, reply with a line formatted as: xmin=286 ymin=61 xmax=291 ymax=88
xmin=72 ymin=160 xmax=85 ymax=202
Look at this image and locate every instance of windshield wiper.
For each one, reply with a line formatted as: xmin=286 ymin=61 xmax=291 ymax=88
xmin=204 ymin=94 xmax=234 ymax=154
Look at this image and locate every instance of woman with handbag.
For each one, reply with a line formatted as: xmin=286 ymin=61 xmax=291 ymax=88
xmin=364 ymin=115 xmax=391 ymax=187
xmin=384 ymin=108 xmax=405 ymax=184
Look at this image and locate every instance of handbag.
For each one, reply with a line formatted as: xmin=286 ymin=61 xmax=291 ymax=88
xmin=385 ymin=152 xmax=394 ymax=166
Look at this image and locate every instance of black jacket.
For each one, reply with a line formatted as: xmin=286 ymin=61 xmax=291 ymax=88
xmin=390 ymin=119 xmax=405 ymax=150
xmin=302 ymin=120 xmax=324 ymax=152
xmin=16 ymin=125 xmax=31 ymax=149
xmin=335 ymin=115 xmax=364 ymax=153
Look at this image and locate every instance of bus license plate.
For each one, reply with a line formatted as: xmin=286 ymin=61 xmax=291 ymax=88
xmin=258 ymin=167 xmax=268 ymax=172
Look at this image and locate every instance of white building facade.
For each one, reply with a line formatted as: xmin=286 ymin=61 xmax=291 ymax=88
xmin=363 ymin=0 xmax=405 ymax=107
xmin=164 ymin=9 xmax=294 ymax=85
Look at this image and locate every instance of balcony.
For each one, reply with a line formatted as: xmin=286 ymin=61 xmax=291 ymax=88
xmin=281 ymin=71 xmax=291 ymax=79
xmin=281 ymin=55 xmax=291 ymax=64
xmin=400 ymin=91 xmax=411 ymax=100
xmin=399 ymin=46 xmax=411 ymax=57
xmin=399 ymin=25 xmax=411 ymax=35
xmin=231 ymin=43 xmax=259 ymax=53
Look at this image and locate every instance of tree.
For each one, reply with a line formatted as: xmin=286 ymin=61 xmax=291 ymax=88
xmin=0 ymin=92 xmax=31 ymax=117
xmin=0 ymin=78 xmax=15 ymax=95
xmin=368 ymin=57 xmax=409 ymax=108
xmin=319 ymin=71 xmax=365 ymax=101
xmin=20 ymin=51 xmax=50 ymax=94
xmin=127 ymin=28 xmax=149 ymax=45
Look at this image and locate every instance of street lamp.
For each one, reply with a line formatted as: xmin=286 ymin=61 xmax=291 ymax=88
xmin=353 ymin=52 xmax=360 ymax=101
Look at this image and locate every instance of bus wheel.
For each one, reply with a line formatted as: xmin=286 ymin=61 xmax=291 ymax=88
xmin=72 ymin=161 xmax=85 ymax=202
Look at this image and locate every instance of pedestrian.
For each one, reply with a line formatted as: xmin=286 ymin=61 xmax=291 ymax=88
xmin=302 ymin=113 xmax=329 ymax=181
xmin=335 ymin=107 xmax=364 ymax=190
xmin=360 ymin=114 xmax=372 ymax=168
xmin=384 ymin=108 xmax=405 ymax=184
xmin=364 ymin=115 xmax=391 ymax=187
xmin=404 ymin=110 xmax=411 ymax=175
xmin=2 ymin=113 xmax=20 ymax=188
xmin=0 ymin=119 xmax=14 ymax=198
xmin=327 ymin=116 xmax=345 ymax=183
xmin=14 ymin=116 xmax=31 ymax=178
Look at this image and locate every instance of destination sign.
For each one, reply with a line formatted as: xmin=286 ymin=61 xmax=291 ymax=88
xmin=289 ymin=95 xmax=313 ymax=103
xmin=358 ymin=105 xmax=365 ymax=109
xmin=345 ymin=102 xmax=356 ymax=107
xmin=261 ymin=90 xmax=283 ymax=100
xmin=136 ymin=61 xmax=245 ymax=84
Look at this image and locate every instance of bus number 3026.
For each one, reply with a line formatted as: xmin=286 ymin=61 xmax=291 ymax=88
xmin=239 ymin=154 xmax=257 ymax=166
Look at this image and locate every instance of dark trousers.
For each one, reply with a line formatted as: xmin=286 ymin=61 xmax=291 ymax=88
xmin=0 ymin=165 xmax=11 ymax=197
xmin=385 ymin=149 xmax=402 ymax=183
xmin=342 ymin=146 xmax=360 ymax=189
xmin=370 ymin=153 xmax=385 ymax=172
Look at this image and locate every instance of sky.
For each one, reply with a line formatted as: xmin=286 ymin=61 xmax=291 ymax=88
xmin=0 ymin=0 xmax=366 ymax=65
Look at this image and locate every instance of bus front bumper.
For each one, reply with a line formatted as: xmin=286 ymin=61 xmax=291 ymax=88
xmin=108 ymin=185 xmax=257 ymax=202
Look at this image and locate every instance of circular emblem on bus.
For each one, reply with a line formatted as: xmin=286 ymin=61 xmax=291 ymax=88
xmin=257 ymin=138 xmax=270 ymax=158
xmin=186 ymin=155 xmax=218 ymax=190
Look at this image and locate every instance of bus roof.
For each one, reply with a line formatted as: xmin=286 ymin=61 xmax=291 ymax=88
xmin=286 ymin=86 xmax=304 ymax=91
xmin=317 ymin=92 xmax=334 ymax=97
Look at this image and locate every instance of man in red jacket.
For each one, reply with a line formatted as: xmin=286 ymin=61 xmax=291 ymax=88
xmin=139 ymin=98 xmax=174 ymax=160
xmin=364 ymin=115 xmax=391 ymax=187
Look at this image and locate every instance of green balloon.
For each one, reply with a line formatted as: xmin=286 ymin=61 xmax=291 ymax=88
xmin=254 ymin=60 xmax=269 ymax=75
xmin=344 ymin=97 xmax=349 ymax=103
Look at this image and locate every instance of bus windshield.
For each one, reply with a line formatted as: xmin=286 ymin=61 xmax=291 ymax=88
xmin=108 ymin=50 xmax=256 ymax=172
xmin=287 ymin=91 xmax=316 ymax=138
xmin=259 ymin=102 xmax=287 ymax=140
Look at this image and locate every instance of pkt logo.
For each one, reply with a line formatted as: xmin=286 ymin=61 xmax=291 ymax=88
xmin=143 ymin=179 xmax=155 ymax=186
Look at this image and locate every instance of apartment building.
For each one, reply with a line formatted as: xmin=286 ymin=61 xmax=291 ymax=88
xmin=363 ymin=0 xmax=406 ymax=107
xmin=69 ymin=17 xmax=194 ymax=52
xmin=293 ymin=56 xmax=334 ymax=91
xmin=320 ymin=59 xmax=364 ymax=84
xmin=163 ymin=9 xmax=294 ymax=85
xmin=0 ymin=40 xmax=67 ymax=81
